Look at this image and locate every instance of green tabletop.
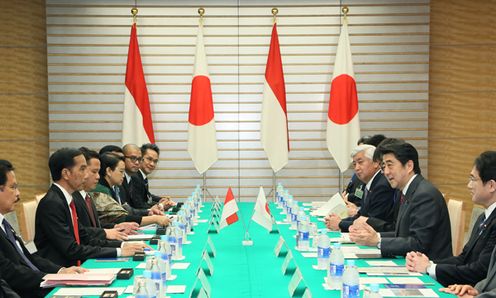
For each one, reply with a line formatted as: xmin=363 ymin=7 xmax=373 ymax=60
xmin=47 ymin=202 xmax=455 ymax=298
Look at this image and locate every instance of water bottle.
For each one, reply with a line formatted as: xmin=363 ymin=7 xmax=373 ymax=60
xmin=317 ymin=232 xmax=331 ymax=269
xmin=328 ymin=243 xmax=345 ymax=289
xmin=297 ymin=215 xmax=310 ymax=251
xmin=290 ymin=203 xmax=299 ymax=230
xmin=151 ymin=256 xmax=166 ymax=297
xmin=367 ymin=284 xmax=382 ymax=298
xmin=166 ymin=227 xmax=177 ymax=258
xmin=160 ymin=236 xmax=173 ymax=275
xmin=342 ymin=260 xmax=360 ymax=298
xmin=285 ymin=196 xmax=293 ymax=220
xmin=135 ymin=278 xmax=150 ymax=298
xmin=142 ymin=270 xmax=156 ymax=298
xmin=171 ymin=226 xmax=183 ymax=260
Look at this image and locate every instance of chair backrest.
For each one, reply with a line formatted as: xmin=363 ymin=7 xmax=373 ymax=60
xmin=35 ymin=193 xmax=45 ymax=204
xmin=447 ymin=199 xmax=465 ymax=255
xmin=18 ymin=199 xmax=39 ymax=242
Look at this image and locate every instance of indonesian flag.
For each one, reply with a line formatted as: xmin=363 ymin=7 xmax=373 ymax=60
xmin=219 ymin=187 xmax=239 ymax=230
xmin=122 ymin=23 xmax=155 ymax=145
xmin=261 ymin=23 xmax=289 ymax=173
xmin=251 ymin=186 xmax=272 ymax=232
xmin=326 ymin=17 xmax=361 ymax=173
xmin=188 ymin=21 xmax=218 ymax=174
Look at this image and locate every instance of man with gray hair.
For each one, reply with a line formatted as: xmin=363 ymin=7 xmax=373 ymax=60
xmin=325 ymin=144 xmax=396 ymax=232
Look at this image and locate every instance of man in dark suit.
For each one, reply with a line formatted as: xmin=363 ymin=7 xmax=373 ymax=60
xmin=349 ymin=141 xmax=452 ymax=260
xmin=35 ymin=148 xmax=146 ymax=267
xmin=131 ymin=143 xmax=176 ymax=210
xmin=325 ymin=144 xmax=396 ymax=232
xmin=0 ymin=159 xmax=85 ymax=297
xmin=406 ymin=151 xmax=496 ymax=286
xmin=74 ymin=147 xmax=139 ymax=238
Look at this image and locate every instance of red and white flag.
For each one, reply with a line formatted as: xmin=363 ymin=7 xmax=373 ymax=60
xmin=188 ymin=21 xmax=218 ymax=174
xmin=122 ymin=23 xmax=155 ymax=145
xmin=326 ymin=17 xmax=360 ymax=173
xmin=219 ymin=187 xmax=239 ymax=230
xmin=261 ymin=23 xmax=289 ymax=173
xmin=251 ymin=186 xmax=272 ymax=232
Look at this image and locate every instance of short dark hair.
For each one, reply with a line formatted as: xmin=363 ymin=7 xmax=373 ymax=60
xmin=357 ymin=135 xmax=371 ymax=145
xmin=99 ymin=145 xmax=124 ymax=156
xmin=373 ymin=138 xmax=405 ymax=162
xmin=141 ymin=143 xmax=160 ymax=156
xmin=79 ymin=147 xmax=100 ymax=162
xmin=49 ymin=148 xmax=83 ymax=181
xmin=378 ymin=141 xmax=421 ymax=174
xmin=99 ymin=153 xmax=124 ymax=183
xmin=474 ymin=151 xmax=496 ymax=184
xmin=364 ymin=134 xmax=387 ymax=147
xmin=0 ymin=160 xmax=14 ymax=186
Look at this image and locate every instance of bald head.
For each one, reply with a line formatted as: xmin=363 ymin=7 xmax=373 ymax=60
xmin=122 ymin=144 xmax=142 ymax=174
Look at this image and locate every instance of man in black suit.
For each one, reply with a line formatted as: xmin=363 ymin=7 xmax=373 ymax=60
xmin=74 ymin=147 xmax=139 ymax=237
xmin=131 ymin=143 xmax=176 ymax=210
xmin=349 ymin=141 xmax=452 ymax=260
xmin=325 ymin=144 xmax=396 ymax=232
xmin=122 ymin=143 xmax=162 ymax=215
xmin=0 ymin=160 xmax=85 ymax=297
xmin=35 ymin=148 xmax=146 ymax=267
xmin=406 ymin=151 xmax=496 ymax=286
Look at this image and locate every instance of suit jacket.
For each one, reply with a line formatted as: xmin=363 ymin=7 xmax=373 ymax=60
xmin=345 ymin=174 xmax=365 ymax=208
xmin=0 ymin=218 xmax=60 ymax=297
xmin=0 ymin=279 xmax=20 ymax=298
xmin=35 ymin=184 xmax=118 ymax=267
xmin=380 ymin=175 xmax=452 ymax=259
xmin=367 ymin=190 xmax=401 ymax=232
xmin=435 ymin=210 xmax=496 ymax=286
xmin=339 ymin=172 xmax=396 ymax=232
xmin=130 ymin=171 xmax=161 ymax=209
xmin=475 ymin=246 xmax=496 ymax=298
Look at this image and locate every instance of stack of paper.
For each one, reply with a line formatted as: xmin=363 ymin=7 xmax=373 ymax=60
xmin=310 ymin=193 xmax=348 ymax=218
xmin=41 ymin=273 xmax=115 ymax=287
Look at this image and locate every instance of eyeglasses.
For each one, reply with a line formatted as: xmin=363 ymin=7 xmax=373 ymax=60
xmin=144 ymin=156 xmax=159 ymax=164
xmin=125 ymin=156 xmax=143 ymax=163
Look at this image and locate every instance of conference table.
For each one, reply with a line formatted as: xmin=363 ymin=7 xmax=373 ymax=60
xmin=47 ymin=202 xmax=454 ymax=298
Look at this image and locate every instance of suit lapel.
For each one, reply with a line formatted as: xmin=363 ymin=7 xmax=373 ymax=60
xmin=395 ymin=175 xmax=423 ymax=236
xmin=50 ymin=184 xmax=75 ymax=234
xmin=465 ymin=211 xmax=496 ymax=257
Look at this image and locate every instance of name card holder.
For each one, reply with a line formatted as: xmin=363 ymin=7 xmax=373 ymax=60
xmin=206 ymin=236 xmax=217 ymax=258
xmin=274 ymin=236 xmax=287 ymax=257
xmin=281 ymin=250 xmax=294 ymax=275
xmin=201 ymin=250 xmax=215 ymax=276
xmin=288 ymin=267 xmax=303 ymax=297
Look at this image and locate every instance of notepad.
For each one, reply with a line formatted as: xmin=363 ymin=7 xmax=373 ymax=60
xmin=55 ymin=287 xmax=125 ymax=296
xmin=379 ymin=288 xmax=439 ymax=297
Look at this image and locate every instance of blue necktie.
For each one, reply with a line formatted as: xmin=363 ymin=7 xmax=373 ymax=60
xmin=478 ymin=215 xmax=487 ymax=235
xmin=114 ymin=186 xmax=122 ymax=205
xmin=2 ymin=219 xmax=39 ymax=272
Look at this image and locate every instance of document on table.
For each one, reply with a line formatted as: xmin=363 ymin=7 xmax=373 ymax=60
xmin=124 ymin=285 xmax=186 ymax=294
xmin=358 ymin=266 xmax=422 ymax=276
xmin=330 ymin=233 xmax=354 ymax=244
xmin=310 ymin=193 xmax=348 ymax=218
xmin=126 ymin=234 xmax=154 ymax=240
xmin=54 ymin=287 xmax=125 ymax=295
xmin=387 ymin=277 xmax=425 ymax=285
xmin=367 ymin=261 xmax=399 ymax=267
xmin=379 ymin=288 xmax=439 ymax=297
xmin=139 ymin=224 xmax=157 ymax=231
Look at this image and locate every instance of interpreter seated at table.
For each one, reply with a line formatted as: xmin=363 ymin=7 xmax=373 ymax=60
xmin=92 ymin=152 xmax=170 ymax=227
xmin=35 ymin=148 xmax=146 ymax=267
xmin=325 ymin=144 xmax=396 ymax=232
xmin=0 ymin=159 xmax=86 ymax=297
xmin=406 ymin=151 xmax=496 ymax=287
xmin=349 ymin=141 xmax=452 ymax=260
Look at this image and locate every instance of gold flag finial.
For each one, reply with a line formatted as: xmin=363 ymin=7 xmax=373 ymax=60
xmin=342 ymin=6 xmax=349 ymax=16
xmin=272 ymin=7 xmax=278 ymax=23
xmin=131 ymin=7 xmax=138 ymax=23
xmin=198 ymin=7 xmax=205 ymax=17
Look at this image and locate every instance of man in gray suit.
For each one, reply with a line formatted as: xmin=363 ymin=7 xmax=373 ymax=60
xmin=442 ymin=245 xmax=496 ymax=298
xmin=349 ymin=141 xmax=452 ymax=260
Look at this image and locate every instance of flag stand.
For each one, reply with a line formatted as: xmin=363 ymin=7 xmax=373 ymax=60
xmin=266 ymin=171 xmax=277 ymax=202
xmin=201 ymin=172 xmax=216 ymax=201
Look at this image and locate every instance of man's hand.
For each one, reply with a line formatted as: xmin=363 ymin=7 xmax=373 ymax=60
xmin=158 ymin=197 xmax=176 ymax=211
xmin=121 ymin=242 xmax=147 ymax=256
xmin=325 ymin=213 xmax=342 ymax=231
xmin=59 ymin=266 xmax=88 ymax=274
xmin=114 ymin=222 xmax=139 ymax=235
xmin=349 ymin=222 xmax=379 ymax=246
xmin=353 ymin=216 xmax=368 ymax=225
xmin=346 ymin=201 xmax=358 ymax=217
xmin=104 ymin=228 xmax=128 ymax=241
xmin=148 ymin=204 xmax=163 ymax=215
xmin=440 ymin=284 xmax=478 ymax=297
xmin=150 ymin=215 xmax=171 ymax=227
xmin=405 ymin=251 xmax=430 ymax=273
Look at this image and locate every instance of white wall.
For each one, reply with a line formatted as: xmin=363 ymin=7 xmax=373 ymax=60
xmin=46 ymin=0 xmax=430 ymax=201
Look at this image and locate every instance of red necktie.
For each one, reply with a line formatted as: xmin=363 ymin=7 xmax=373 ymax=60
xmin=69 ymin=200 xmax=81 ymax=266
xmin=85 ymin=194 xmax=97 ymax=227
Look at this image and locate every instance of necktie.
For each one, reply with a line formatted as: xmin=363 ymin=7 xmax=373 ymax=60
xmin=69 ymin=200 xmax=81 ymax=266
xmin=2 ymin=219 xmax=39 ymax=271
xmin=114 ymin=186 xmax=122 ymax=205
xmin=144 ymin=177 xmax=152 ymax=203
xmin=478 ymin=215 xmax=487 ymax=235
xmin=84 ymin=194 xmax=97 ymax=227
xmin=363 ymin=187 xmax=369 ymax=205
xmin=400 ymin=193 xmax=406 ymax=204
